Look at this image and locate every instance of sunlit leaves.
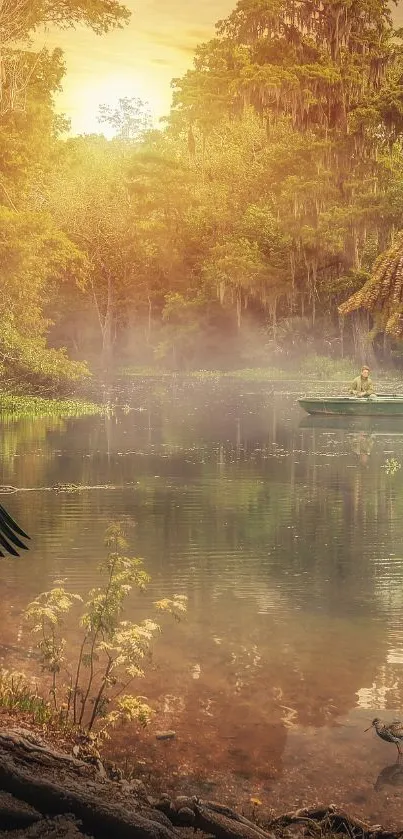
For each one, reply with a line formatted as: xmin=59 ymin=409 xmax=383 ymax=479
xmin=339 ymin=231 xmax=403 ymax=338
xmin=155 ymin=595 xmax=188 ymax=620
xmin=24 ymin=524 xmax=187 ymax=734
xmin=98 ymin=97 xmax=152 ymax=140
xmin=0 ymin=0 xmax=130 ymax=43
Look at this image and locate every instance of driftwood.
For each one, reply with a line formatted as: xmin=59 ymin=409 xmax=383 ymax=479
xmin=0 ymin=728 xmax=177 ymax=839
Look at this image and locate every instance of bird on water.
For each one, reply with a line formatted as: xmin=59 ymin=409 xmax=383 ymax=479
xmin=0 ymin=505 xmax=30 ymax=557
xmin=365 ymin=718 xmax=403 ymax=757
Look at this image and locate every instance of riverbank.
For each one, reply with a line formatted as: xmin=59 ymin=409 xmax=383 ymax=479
xmin=0 ymin=393 xmax=106 ymax=419
xmin=117 ymin=356 xmax=403 ymax=384
xmin=0 ymin=713 xmax=397 ymax=839
xmin=119 ymin=356 xmax=358 ymax=381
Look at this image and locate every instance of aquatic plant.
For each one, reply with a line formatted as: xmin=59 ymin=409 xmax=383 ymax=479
xmin=24 ymin=524 xmax=187 ymax=736
xmin=118 ymin=359 xmax=359 ymax=382
xmin=0 ymin=393 xmax=105 ymax=419
xmin=383 ymin=458 xmax=402 ymax=476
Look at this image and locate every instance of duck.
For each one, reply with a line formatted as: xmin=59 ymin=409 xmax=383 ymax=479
xmin=0 ymin=504 xmax=30 ymax=557
xmin=365 ymin=718 xmax=403 ymax=757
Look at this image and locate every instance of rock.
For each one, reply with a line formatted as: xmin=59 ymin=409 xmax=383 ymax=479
xmin=177 ymin=808 xmax=195 ymax=825
xmin=173 ymin=797 xmax=195 ymax=810
xmin=155 ymin=731 xmax=176 ymax=741
xmin=0 ymin=815 xmax=90 ymax=839
xmin=0 ymin=791 xmax=42 ymax=830
xmin=128 ymin=779 xmax=147 ymax=797
xmin=146 ymin=810 xmax=175 ymax=829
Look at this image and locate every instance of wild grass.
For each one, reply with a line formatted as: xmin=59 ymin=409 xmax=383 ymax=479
xmin=0 ymin=670 xmax=52 ymax=725
xmin=119 ymin=357 xmax=358 ymax=382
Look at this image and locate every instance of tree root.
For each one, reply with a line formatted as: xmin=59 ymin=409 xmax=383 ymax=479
xmin=0 ymin=728 xmax=401 ymax=839
xmin=156 ymin=798 xmax=403 ymax=839
xmin=0 ymin=728 xmax=177 ymax=839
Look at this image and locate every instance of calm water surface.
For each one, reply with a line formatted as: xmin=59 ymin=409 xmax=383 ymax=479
xmin=2 ymin=379 xmax=403 ymax=824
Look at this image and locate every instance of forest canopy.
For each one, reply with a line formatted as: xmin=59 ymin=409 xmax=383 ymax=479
xmin=2 ymin=0 xmax=403 ymax=391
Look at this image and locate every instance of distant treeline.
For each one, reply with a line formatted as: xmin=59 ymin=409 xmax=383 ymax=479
xmin=2 ymin=0 xmax=403 ymax=392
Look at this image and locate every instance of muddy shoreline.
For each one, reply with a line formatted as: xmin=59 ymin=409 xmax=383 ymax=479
xmin=0 ymin=720 xmax=401 ymax=839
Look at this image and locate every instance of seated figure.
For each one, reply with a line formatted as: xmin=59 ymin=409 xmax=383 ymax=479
xmin=349 ymin=365 xmax=373 ymax=397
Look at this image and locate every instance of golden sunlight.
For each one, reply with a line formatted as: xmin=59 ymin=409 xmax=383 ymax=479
xmin=69 ymin=74 xmax=161 ymax=136
xmin=38 ymin=0 xmax=234 ymax=136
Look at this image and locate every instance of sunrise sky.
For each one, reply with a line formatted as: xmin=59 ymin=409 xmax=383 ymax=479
xmin=40 ymin=0 xmax=234 ymax=135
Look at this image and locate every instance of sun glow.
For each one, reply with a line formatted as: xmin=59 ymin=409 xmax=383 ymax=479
xmin=64 ymin=74 xmax=164 ymax=137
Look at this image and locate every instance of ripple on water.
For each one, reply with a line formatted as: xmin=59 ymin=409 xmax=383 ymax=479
xmin=1 ymin=382 xmax=403 ymax=824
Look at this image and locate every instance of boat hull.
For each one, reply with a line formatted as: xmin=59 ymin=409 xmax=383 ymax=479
xmin=298 ymin=396 xmax=403 ymax=417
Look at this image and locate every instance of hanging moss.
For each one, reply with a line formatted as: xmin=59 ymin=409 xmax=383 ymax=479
xmin=339 ymin=232 xmax=403 ymax=338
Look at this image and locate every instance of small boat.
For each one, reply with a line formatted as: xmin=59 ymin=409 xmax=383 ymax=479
xmin=298 ymin=396 xmax=403 ymax=417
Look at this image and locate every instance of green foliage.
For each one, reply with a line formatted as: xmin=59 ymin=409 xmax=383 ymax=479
xmin=0 ymin=670 xmax=52 ymax=724
xmin=299 ymin=354 xmax=357 ymax=380
xmin=0 ymin=394 xmax=104 ymax=418
xmin=0 ymin=0 xmax=130 ymax=392
xmin=2 ymin=0 xmax=130 ymax=41
xmin=24 ymin=525 xmax=187 ymax=735
xmin=3 ymin=0 xmax=403 ymax=378
xmin=339 ymin=232 xmax=403 ymax=339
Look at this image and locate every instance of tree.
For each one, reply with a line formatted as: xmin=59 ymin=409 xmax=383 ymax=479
xmin=45 ymin=129 xmax=204 ymax=366
xmin=0 ymin=0 xmax=130 ymax=42
xmin=167 ymin=0 xmax=403 ymax=353
xmin=0 ymin=0 xmax=130 ymax=121
xmin=98 ymin=97 xmax=152 ymax=140
xmin=0 ymin=206 xmax=89 ymax=392
xmin=339 ymin=231 xmax=403 ymax=340
xmin=0 ymin=47 xmax=68 ymax=200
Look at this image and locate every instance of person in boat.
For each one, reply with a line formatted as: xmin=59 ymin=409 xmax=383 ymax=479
xmin=349 ymin=365 xmax=374 ymax=397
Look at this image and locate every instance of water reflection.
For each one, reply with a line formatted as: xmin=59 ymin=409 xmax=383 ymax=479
xmin=349 ymin=433 xmax=374 ymax=466
xmin=2 ymin=382 xmax=403 ymax=823
xmin=375 ymin=761 xmax=403 ymax=791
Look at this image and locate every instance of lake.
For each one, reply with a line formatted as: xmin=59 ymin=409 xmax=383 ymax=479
xmin=2 ymin=378 xmax=403 ymax=826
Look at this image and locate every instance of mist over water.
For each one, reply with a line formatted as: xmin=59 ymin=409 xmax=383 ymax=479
xmin=2 ymin=378 xmax=403 ymax=824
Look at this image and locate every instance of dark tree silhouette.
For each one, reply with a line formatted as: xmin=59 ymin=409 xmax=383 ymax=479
xmin=0 ymin=505 xmax=30 ymax=557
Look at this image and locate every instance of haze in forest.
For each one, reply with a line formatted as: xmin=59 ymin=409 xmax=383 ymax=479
xmin=4 ymin=0 xmax=403 ymax=393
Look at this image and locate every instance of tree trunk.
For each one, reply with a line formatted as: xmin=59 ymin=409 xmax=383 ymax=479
xmin=352 ymin=311 xmax=376 ymax=366
xmin=147 ymin=293 xmax=152 ymax=342
xmin=101 ymin=276 xmax=114 ymax=368
xmin=339 ymin=315 xmax=344 ymax=358
xmin=236 ymin=289 xmax=242 ymax=329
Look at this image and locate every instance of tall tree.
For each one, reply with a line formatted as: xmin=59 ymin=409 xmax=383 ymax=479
xmin=169 ymin=0 xmax=403 ymax=345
